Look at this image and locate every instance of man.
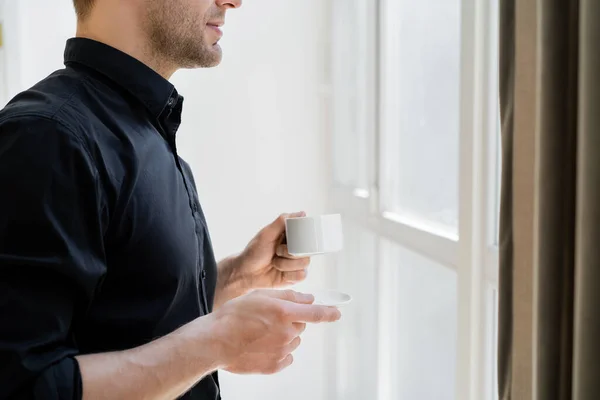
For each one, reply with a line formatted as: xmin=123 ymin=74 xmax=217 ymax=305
xmin=0 ymin=0 xmax=342 ymax=399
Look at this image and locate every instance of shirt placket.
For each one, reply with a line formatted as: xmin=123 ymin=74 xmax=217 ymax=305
xmin=160 ymin=95 xmax=210 ymax=316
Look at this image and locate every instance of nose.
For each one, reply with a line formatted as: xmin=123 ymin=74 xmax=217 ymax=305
xmin=216 ymin=0 xmax=242 ymax=9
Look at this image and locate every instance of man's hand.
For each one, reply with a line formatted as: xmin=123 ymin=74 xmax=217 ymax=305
xmin=208 ymin=289 xmax=341 ymax=374
xmin=215 ymin=212 xmax=310 ymax=307
xmin=76 ymin=289 xmax=341 ymax=400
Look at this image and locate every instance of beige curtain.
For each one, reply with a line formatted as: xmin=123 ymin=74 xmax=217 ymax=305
xmin=498 ymin=0 xmax=600 ymax=399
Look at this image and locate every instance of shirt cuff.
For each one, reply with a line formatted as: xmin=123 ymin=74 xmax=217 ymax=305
xmin=31 ymin=357 xmax=83 ymax=400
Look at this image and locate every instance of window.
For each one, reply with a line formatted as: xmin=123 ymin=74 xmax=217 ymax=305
xmin=380 ymin=0 xmax=461 ymax=238
xmin=327 ymin=0 xmax=501 ymax=399
xmin=378 ymin=239 xmax=458 ymax=400
xmin=331 ymin=0 xmax=376 ymax=196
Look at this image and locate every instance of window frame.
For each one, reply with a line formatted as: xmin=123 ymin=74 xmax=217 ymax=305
xmin=327 ymin=0 xmax=500 ymax=399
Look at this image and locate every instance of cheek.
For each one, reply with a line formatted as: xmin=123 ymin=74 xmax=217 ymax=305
xmin=190 ymin=0 xmax=213 ymax=19
xmin=173 ymin=2 xmax=208 ymax=38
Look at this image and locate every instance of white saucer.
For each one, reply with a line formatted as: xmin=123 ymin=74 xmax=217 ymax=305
xmin=311 ymin=290 xmax=352 ymax=307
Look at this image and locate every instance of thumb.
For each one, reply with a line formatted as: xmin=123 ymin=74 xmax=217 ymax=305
xmin=261 ymin=289 xmax=315 ymax=304
xmin=261 ymin=212 xmax=306 ymax=241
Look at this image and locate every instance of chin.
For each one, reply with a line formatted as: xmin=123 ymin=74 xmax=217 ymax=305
xmin=180 ymin=44 xmax=223 ymax=69
xmin=204 ymin=45 xmax=223 ymax=67
xmin=211 ymin=42 xmax=223 ymax=55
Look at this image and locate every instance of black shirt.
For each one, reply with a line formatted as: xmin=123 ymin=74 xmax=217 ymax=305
xmin=0 ymin=38 xmax=220 ymax=399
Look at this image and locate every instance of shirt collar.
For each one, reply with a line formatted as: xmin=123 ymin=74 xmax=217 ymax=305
xmin=63 ymin=37 xmax=180 ymax=119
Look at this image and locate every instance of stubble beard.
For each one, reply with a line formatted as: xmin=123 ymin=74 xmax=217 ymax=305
xmin=144 ymin=0 xmax=223 ymax=70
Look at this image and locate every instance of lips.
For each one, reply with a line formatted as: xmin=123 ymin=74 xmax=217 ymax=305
xmin=207 ymin=20 xmax=224 ymax=38
xmin=207 ymin=24 xmax=223 ymax=37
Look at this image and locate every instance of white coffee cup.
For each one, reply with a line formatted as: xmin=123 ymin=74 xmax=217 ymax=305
xmin=284 ymin=214 xmax=344 ymax=257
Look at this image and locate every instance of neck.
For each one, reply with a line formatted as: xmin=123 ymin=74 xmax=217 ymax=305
xmin=75 ymin=4 xmax=177 ymax=79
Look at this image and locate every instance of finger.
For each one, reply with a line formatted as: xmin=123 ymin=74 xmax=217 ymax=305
xmin=282 ymin=303 xmax=342 ymax=323
xmin=269 ymin=335 xmax=302 ymax=359
xmin=282 ymin=269 xmax=308 ymax=284
xmin=276 ymin=244 xmax=305 ymax=259
xmin=293 ymin=322 xmax=307 ymax=335
xmin=261 ymin=212 xmax=306 ymax=241
xmin=270 ymin=354 xmax=294 ymax=374
xmin=275 ymin=244 xmax=289 ymax=258
xmin=286 ymin=211 xmax=306 ymax=219
xmin=264 ymin=289 xmax=315 ymax=304
xmin=285 ymin=336 xmax=302 ymax=353
xmin=272 ymin=256 xmax=310 ymax=271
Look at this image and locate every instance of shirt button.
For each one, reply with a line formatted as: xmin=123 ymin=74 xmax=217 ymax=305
xmin=167 ymin=97 xmax=175 ymax=107
xmin=201 ymin=270 xmax=207 ymax=280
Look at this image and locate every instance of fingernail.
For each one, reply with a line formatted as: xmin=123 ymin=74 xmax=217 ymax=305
xmin=298 ymin=293 xmax=314 ymax=302
xmin=333 ymin=309 xmax=342 ymax=320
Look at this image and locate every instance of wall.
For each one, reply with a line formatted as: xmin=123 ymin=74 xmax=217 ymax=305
xmin=171 ymin=2 xmax=335 ymax=399
xmin=2 ymin=1 xmax=335 ymax=399
xmin=1 ymin=0 xmax=76 ymax=101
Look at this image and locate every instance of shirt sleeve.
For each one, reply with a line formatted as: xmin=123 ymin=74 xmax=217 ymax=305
xmin=0 ymin=116 xmax=108 ymax=399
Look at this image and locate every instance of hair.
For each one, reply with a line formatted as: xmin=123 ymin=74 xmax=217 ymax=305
xmin=73 ymin=0 xmax=95 ymax=19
